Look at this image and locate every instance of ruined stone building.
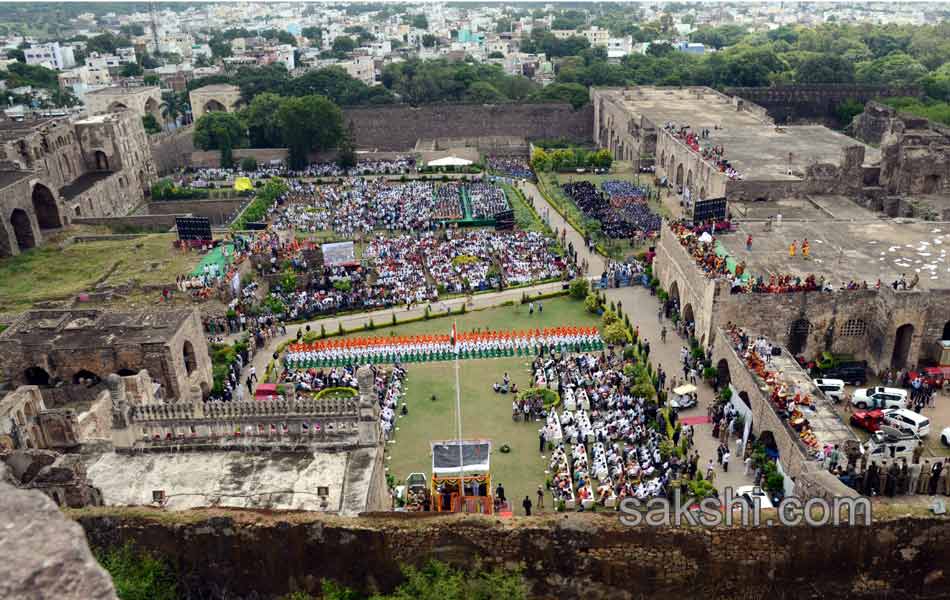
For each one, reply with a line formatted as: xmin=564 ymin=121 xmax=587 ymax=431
xmin=592 ymin=86 xmax=879 ymax=203
xmin=0 ymin=309 xmax=213 ymax=406
xmin=850 ymin=100 xmax=950 ymax=219
xmin=654 ymin=217 xmax=950 ymax=375
xmin=0 ymin=110 xmax=154 ymax=257
xmin=85 ymin=86 xmax=163 ymax=121
xmin=81 ymin=365 xmax=388 ymax=515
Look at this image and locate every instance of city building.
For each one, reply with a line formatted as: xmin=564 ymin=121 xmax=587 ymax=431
xmin=25 ymin=42 xmax=75 ymax=71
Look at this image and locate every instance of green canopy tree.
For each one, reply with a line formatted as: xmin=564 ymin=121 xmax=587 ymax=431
xmin=277 ymin=95 xmax=344 ymax=169
xmin=465 ymin=81 xmax=507 ymax=103
xmin=193 ymin=111 xmax=244 ymax=168
xmin=243 ymin=92 xmax=283 ymax=147
xmin=794 ymin=54 xmax=855 ymax=84
xmin=855 ymin=52 xmax=927 ymax=86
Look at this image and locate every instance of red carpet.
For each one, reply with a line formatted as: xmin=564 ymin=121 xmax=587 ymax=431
xmin=679 ymin=415 xmax=711 ymax=426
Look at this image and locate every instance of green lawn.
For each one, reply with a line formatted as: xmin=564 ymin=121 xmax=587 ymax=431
xmin=0 ymin=233 xmax=199 ymax=312
xmin=340 ymin=297 xmax=600 ymax=514
xmin=503 ymin=183 xmax=548 ymax=234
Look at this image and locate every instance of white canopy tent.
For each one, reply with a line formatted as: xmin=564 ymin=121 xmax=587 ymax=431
xmin=427 ymin=156 xmax=473 ymax=167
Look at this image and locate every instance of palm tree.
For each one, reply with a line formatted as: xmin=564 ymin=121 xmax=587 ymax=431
xmin=159 ymin=93 xmax=185 ymax=131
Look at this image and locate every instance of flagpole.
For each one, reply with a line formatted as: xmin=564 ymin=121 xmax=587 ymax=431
xmin=455 ymin=347 xmax=465 ymax=509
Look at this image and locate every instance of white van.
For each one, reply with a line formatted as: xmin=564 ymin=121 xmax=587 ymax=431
xmin=882 ymin=408 xmax=930 ymax=437
xmin=814 ymin=378 xmax=846 ymax=402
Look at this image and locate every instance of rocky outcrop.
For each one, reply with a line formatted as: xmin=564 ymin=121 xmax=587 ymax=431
xmin=0 ymin=465 xmax=117 ymax=600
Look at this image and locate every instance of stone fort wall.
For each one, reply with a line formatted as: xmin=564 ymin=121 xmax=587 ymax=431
xmin=77 ymin=509 xmax=950 ymax=599
xmin=724 ymin=84 xmax=923 ymax=127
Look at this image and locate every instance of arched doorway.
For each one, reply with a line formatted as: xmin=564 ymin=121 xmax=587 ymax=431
xmin=72 ymin=369 xmax=101 ymax=386
xmin=675 ymin=164 xmax=684 ymax=187
xmin=94 ymin=150 xmax=109 ymax=171
xmin=24 ymin=366 xmax=51 ymax=386
xmin=686 ymin=170 xmax=693 ymax=191
xmin=787 ymin=318 xmax=811 ymax=355
xmin=891 ymin=324 xmax=915 ymax=369
xmin=10 ymin=209 xmax=35 ymax=251
xmin=699 ymin=187 xmax=706 ymax=200
xmin=117 ymin=368 xmax=137 ymax=376
xmin=203 ymin=99 xmax=226 ymax=114
xmin=144 ymin=97 xmax=159 ymax=119
xmin=716 ymin=358 xmax=731 ymax=389
xmin=183 ymin=340 xmax=197 ymax=375
xmin=668 ymin=281 xmax=680 ymax=305
xmin=682 ymin=304 xmax=695 ymax=326
xmin=32 ymin=184 xmax=61 ymax=229
xmin=107 ymin=102 xmax=129 ymax=112
xmin=922 ymin=174 xmax=942 ymax=194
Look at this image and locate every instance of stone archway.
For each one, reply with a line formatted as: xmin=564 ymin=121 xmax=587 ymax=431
xmin=144 ymin=96 xmax=160 ymax=120
xmin=716 ymin=358 xmax=731 ymax=389
xmin=787 ymin=318 xmax=811 ymax=356
xmin=24 ymin=366 xmax=51 ymax=386
xmin=183 ymin=340 xmax=197 ymax=375
xmin=72 ymin=369 xmax=101 ymax=386
xmin=675 ymin=164 xmax=684 ymax=187
xmin=699 ymin=187 xmax=706 ymax=200
xmin=683 ymin=303 xmax=695 ymax=325
xmin=107 ymin=101 xmax=130 ymax=113
xmin=686 ymin=170 xmax=693 ymax=191
xmin=10 ymin=209 xmax=35 ymax=251
xmin=891 ymin=324 xmax=915 ymax=369
xmin=32 ymin=183 xmax=61 ymax=229
xmin=203 ymin=99 xmax=226 ymax=114
xmin=94 ymin=150 xmax=110 ymax=171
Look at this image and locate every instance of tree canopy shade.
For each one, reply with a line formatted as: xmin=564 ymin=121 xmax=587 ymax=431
xmin=283 ymin=66 xmax=395 ymax=105
xmin=277 ymin=95 xmax=344 ymax=169
xmin=793 ymin=54 xmax=855 ymax=84
xmin=528 ymin=82 xmax=590 ymax=110
xmin=381 ymin=59 xmax=538 ymax=105
xmin=86 ymin=32 xmax=133 ymax=55
xmin=331 ymin=36 xmax=357 ymax=55
xmin=243 ymin=92 xmax=283 ymax=148
xmin=193 ymin=112 xmax=244 ymax=168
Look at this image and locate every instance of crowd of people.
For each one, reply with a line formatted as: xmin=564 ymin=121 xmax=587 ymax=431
xmin=665 ymin=123 xmax=743 ymax=181
xmin=466 ymin=182 xmax=509 ymax=218
xmin=487 ymin=156 xmax=533 ymax=179
xmin=539 ymin=351 xmax=693 ymax=508
xmin=562 ymin=181 xmax=660 ymax=239
xmin=433 ymin=183 xmax=464 ymax=220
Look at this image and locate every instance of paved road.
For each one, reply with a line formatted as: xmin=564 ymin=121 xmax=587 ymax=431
xmin=521 ymin=180 xmax=607 ymax=276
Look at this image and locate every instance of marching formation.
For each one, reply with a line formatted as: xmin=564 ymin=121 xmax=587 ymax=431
xmin=283 ymin=327 xmax=605 ymax=368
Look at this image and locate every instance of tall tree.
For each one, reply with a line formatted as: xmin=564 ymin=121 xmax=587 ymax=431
xmin=193 ymin=112 xmax=244 ymax=167
xmin=243 ymin=92 xmax=283 ymax=148
xmin=277 ymin=95 xmax=343 ymax=169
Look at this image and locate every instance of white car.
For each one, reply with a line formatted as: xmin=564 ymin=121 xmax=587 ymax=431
xmin=882 ymin=408 xmax=930 ymax=438
xmin=941 ymin=427 xmax=950 ymax=447
xmin=850 ymin=386 xmax=908 ymax=410
xmin=814 ymin=378 xmax=846 ymax=403
xmin=735 ymin=485 xmax=774 ymax=509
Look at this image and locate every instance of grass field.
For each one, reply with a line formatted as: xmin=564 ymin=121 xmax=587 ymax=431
xmin=336 ymin=296 xmax=600 ymax=514
xmin=0 ymin=233 xmax=199 ymax=312
xmin=503 ymin=183 xmax=549 ymax=234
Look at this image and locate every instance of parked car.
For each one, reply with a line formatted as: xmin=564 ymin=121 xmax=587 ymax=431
xmin=850 ymin=409 xmax=885 ymax=433
xmin=814 ymin=378 xmax=846 ymax=403
xmin=735 ymin=485 xmax=775 ymax=509
xmin=941 ymin=427 xmax=950 ymax=447
xmin=851 ymin=386 xmax=908 ymax=410
xmin=882 ymin=408 xmax=930 ymax=437
xmin=819 ymin=362 xmax=868 ymax=386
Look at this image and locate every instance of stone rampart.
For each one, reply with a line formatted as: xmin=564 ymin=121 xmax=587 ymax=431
xmin=75 ymin=509 xmax=950 ymax=600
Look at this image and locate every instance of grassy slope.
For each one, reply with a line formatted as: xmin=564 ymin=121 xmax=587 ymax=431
xmin=0 ymin=233 xmax=198 ymax=312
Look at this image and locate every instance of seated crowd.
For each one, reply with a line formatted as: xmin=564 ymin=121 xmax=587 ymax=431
xmin=487 ymin=156 xmax=533 ymax=179
xmin=562 ymin=181 xmax=658 ymax=239
xmin=466 ymin=182 xmax=509 ymax=218
xmin=538 ymin=352 xmax=688 ymax=507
